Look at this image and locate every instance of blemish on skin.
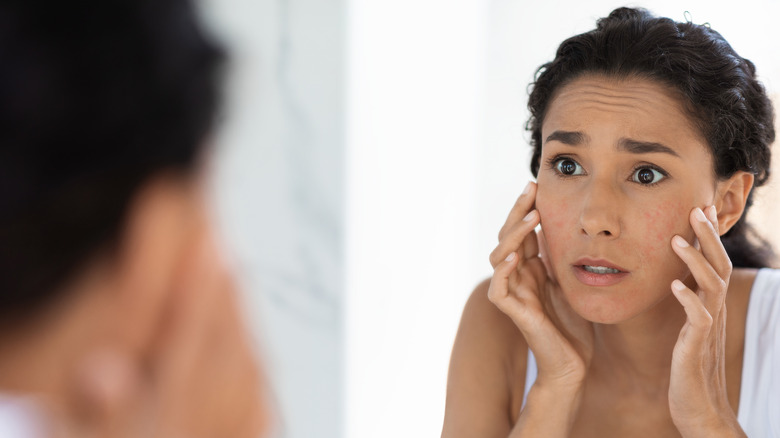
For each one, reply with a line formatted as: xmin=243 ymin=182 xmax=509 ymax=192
xmin=640 ymin=200 xmax=692 ymax=256
xmin=533 ymin=75 xmax=718 ymax=324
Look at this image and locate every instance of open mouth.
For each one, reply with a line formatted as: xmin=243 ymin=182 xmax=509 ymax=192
xmin=581 ymin=265 xmax=622 ymax=274
xmin=572 ymin=259 xmax=629 ymax=286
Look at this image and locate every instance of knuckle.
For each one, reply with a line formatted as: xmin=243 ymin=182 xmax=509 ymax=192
xmin=723 ymin=259 xmax=733 ymax=276
xmin=498 ymin=226 xmax=507 ymax=242
xmin=695 ymin=311 xmax=714 ymax=330
xmin=489 ymin=249 xmax=500 ymax=267
xmin=486 ymin=287 xmax=496 ymax=303
xmin=704 ymin=277 xmax=721 ymax=293
xmin=487 ymin=284 xmax=504 ymax=306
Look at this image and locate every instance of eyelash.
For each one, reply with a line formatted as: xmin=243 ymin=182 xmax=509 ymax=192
xmin=545 ymin=155 xmax=670 ymax=187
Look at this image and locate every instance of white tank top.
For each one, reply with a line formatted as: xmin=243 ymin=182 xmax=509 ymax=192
xmin=522 ymin=268 xmax=780 ymax=437
xmin=0 ymin=395 xmax=49 ymax=438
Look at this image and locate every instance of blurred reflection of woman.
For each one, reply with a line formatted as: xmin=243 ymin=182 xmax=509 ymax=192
xmin=0 ymin=1 xmax=267 ymax=437
xmin=443 ymin=7 xmax=778 ymax=438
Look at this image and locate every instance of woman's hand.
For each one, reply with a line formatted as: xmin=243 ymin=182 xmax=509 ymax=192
xmin=668 ymin=206 xmax=746 ymax=437
xmin=487 ymin=182 xmax=593 ymax=436
xmin=65 ymin=235 xmax=269 ymax=438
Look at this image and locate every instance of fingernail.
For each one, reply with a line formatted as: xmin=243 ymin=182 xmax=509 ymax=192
xmin=673 ymin=235 xmax=689 ymax=248
xmin=505 ymin=252 xmax=516 ymax=262
xmin=523 ymin=210 xmax=537 ymax=222
xmin=694 ymin=208 xmax=708 ymax=223
xmin=671 ymin=279 xmax=686 ymax=292
xmin=522 ymin=181 xmax=533 ymax=196
xmin=707 ymin=205 xmax=718 ymax=224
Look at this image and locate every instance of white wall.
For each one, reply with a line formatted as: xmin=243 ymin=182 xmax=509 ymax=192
xmin=346 ymin=1 xmax=487 ymax=437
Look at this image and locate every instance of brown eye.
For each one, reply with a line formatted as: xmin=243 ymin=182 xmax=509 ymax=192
xmin=632 ymin=167 xmax=665 ymax=185
xmin=555 ymin=158 xmax=584 ymax=176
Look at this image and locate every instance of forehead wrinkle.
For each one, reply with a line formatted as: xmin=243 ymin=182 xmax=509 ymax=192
xmin=541 ymin=76 xmax=713 ymax=171
xmin=555 ymin=93 xmax=669 ymax=118
xmin=553 ymin=81 xmax=686 ymax=115
xmin=576 ymin=102 xmax=656 ymax=117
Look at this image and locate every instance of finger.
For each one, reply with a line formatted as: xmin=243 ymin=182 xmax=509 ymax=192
xmin=706 ymin=205 xmax=720 ymax=235
xmin=508 ymin=232 xmax=544 ymax=300
xmin=523 ymin=256 xmax=549 ymax=290
xmin=503 ymin=283 xmax=582 ymax=381
xmin=490 ymin=209 xmax=540 ymax=267
xmin=153 ymin=234 xmax=263 ymax=437
xmin=537 ymin=228 xmax=554 ymax=278
xmin=690 ymin=207 xmax=732 ymax=280
xmin=487 ymin=252 xmax=521 ymax=304
xmin=671 ymin=235 xmax=725 ymax=312
xmin=505 ymin=219 xmax=542 ymax=293
xmin=522 ymin=222 xmax=540 ymax=260
xmin=489 ymin=254 xmax=559 ymax=353
xmin=152 ymin=233 xmax=224 ymax=395
xmin=671 ymin=279 xmax=713 ymax=348
xmin=490 ymin=255 xmax=583 ymax=383
xmin=497 ymin=181 xmax=537 ymax=241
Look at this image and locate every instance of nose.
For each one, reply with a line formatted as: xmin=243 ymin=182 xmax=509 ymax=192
xmin=578 ymin=179 xmax=622 ymax=239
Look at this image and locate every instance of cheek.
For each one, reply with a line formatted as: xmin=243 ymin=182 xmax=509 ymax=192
xmin=536 ymin=186 xmax=578 ymax=259
xmin=636 ymin=200 xmax=691 ymax=262
xmin=538 ymin=190 xmax=693 ymax=264
xmin=537 ymin=200 xmax=571 ymax=233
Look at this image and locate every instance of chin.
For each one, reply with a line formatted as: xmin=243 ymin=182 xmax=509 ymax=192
xmin=562 ymin=285 xmax=653 ymax=325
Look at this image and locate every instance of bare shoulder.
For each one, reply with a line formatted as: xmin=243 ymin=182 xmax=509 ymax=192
xmin=441 ymin=278 xmax=529 ymax=438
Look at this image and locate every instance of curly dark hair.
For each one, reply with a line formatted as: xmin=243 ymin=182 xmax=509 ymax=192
xmin=527 ymin=7 xmax=776 ymax=268
xmin=0 ymin=0 xmax=225 ymax=320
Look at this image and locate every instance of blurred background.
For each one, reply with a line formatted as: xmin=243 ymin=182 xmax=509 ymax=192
xmin=197 ymin=1 xmax=780 ymax=437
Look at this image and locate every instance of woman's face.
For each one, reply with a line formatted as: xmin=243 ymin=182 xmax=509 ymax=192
xmin=536 ymin=75 xmax=718 ymax=324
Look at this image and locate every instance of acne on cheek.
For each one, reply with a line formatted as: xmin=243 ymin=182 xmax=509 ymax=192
xmin=639 ymin=201 xmax=691 ymax=259
xmin=536 ymin=188 xmax=693 ymax=277
xmin=539 ymin=207 xmax=568 ymax=233
xmin=535 ymin=187 xmax=566 ymax=233
xmin=535 ymin=190 xmax=571 ymax=273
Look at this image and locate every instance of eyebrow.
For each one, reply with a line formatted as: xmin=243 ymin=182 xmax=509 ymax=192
xmin=544 ymin=130 xmax=680 ymax=157
xmin=618 ymin=139 xmax=680 ymax=157
xmin=545 ymin=130 xmax=587 ymax=145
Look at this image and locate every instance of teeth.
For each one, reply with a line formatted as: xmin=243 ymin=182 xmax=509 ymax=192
xmin=583 ymin=265 xmax=620 ymax=274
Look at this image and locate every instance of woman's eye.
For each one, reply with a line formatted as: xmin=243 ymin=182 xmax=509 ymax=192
xmin=554 ymin=158 xmax=585 ymax=176
xmin=632 ymin=167 xmax=666 ymax=185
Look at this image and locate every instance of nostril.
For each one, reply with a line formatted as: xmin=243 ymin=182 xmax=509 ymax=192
xmin=603 ymin=230 xmax=612 ymax=236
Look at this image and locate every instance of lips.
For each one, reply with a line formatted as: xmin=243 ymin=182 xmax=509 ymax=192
xmin=572 ymin=257 xmax=630 ymax=287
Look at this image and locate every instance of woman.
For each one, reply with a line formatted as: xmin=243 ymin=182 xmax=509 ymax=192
xmin=0 ymin=1 xmax=267 ymax=436
xmin=443 ymin=7 xmax=778 ymax=438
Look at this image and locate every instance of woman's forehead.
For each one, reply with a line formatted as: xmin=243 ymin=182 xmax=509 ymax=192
xmin=542 ymin=75 xmax=709 ymax=153
xmin=547 ymin=75 xmax=687 ymax=121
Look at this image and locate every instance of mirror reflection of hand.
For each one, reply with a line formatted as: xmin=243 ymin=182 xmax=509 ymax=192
xmin=65 ymin=235 xmax=269 ymax=438
xmin=488 ymin=182 xmax=593 ymax=391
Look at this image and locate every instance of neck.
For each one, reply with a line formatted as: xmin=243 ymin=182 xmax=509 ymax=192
xmin=589 ymin=290 xmax=687 ymax=396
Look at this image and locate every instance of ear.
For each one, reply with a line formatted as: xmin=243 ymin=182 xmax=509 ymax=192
xmin=111 ymin=172 xmax=205 ymax=358
xmin=714 ymin=171 xmax=754 ymax=236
